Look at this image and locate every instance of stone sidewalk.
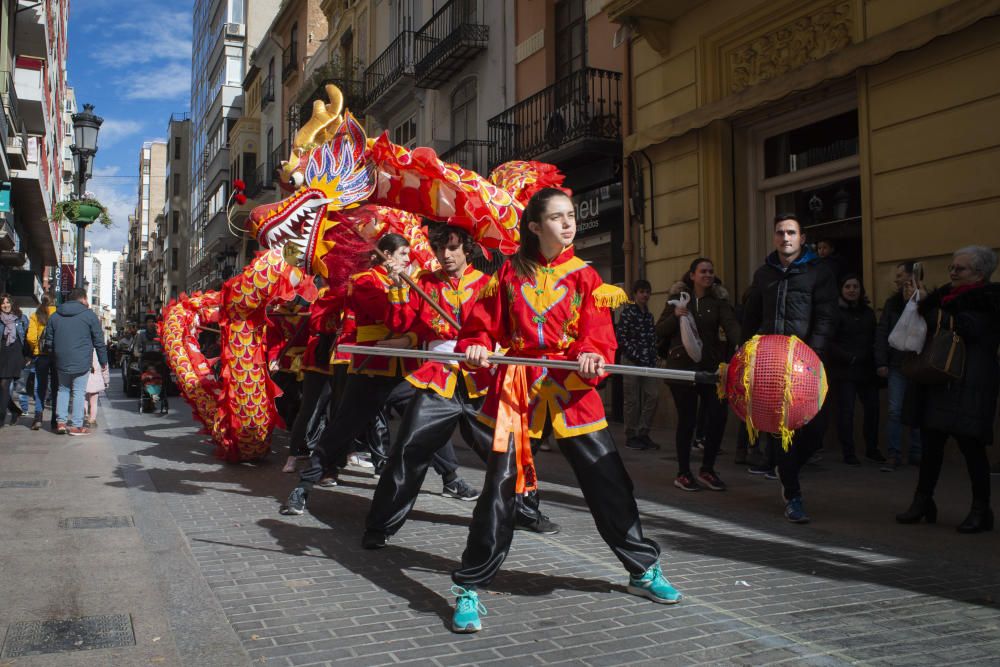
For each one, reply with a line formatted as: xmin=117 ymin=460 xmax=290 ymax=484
xmin=0 ymin=381 xmax=998 ymax=666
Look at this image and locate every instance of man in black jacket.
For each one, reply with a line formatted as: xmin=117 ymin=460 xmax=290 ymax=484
xmin=44 ymin=288 xmax=109 ymax=435
xmin=742 ymin=214 xmax=838 ymax=523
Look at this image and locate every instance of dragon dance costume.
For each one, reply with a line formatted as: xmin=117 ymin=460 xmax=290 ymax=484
xmin=452 ymin=247 xmax=662 ymax=588
xmin=295 ymin=264 xmax=422 ymax=491
xmin=364 ymin=264 xmax=548 ymax=542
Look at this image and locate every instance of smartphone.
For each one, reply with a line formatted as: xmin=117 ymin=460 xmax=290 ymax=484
xmin=912 ymin=262 xmax=924 ymax=283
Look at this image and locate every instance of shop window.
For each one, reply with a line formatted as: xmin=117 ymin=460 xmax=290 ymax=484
xmin=764 ymin=111 xmax=858 ymax=178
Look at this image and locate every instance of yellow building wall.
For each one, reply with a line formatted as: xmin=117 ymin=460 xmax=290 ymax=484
xmin=863 ymin=14 xmax=1000 ymax=305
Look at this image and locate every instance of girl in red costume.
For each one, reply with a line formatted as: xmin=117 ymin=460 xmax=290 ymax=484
xmin=449 ymin=188 xmax=682 ymax=633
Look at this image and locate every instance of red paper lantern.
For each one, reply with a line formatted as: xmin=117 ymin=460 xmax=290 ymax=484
xmin=724 ymin=335 xmax=828 ymax=449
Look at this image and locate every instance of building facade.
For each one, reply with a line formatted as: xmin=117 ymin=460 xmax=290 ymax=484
xmin=1 ymin=0 xmax=72 ymax=305
xmin=608 ymin=0 xmax=1000 ymax=310
xmin=163 ymin=114 xmax=191 ymax=302
xmin=188 ymin=0 xmax=280 ymax=292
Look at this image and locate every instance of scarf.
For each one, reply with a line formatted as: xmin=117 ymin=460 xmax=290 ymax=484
xmin=0 ymin=312 xmax=17 ymax=347
xmin=941 ymin=281 xmax=986 ymax=307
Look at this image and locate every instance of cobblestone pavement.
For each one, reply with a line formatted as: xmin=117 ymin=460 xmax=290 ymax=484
xmin=4 ymin=381 xmax=999 ymax=666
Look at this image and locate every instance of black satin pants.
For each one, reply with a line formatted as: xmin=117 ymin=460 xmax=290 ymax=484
xmin=365 ymin=384 xmax=542 ymax=538
xmin=452 ymin=424 xmax=660 ymax=588
xmin=299 ymin=374 xmax=402 ymax=489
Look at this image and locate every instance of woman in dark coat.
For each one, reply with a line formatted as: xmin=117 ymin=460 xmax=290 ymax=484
xmin=828 ymin=274 xmax=883 ymax=465
xmin=0 ymin=293 xmax=27 ymax=426
xmin=656 ymin=258 xmax=741 ymax=492
xmin=896 ymin=246 xmax=1000 ymax=533
xmin=874 ymin=262 xmax=924 ymax=469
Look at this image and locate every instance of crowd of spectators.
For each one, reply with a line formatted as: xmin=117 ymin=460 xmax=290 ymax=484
xmin=616 ymin=221 xmax=998 ymax=532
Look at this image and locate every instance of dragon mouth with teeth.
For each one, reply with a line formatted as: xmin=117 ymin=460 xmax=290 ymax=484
xmin=249 ymin=189 xmax=331 ymax=273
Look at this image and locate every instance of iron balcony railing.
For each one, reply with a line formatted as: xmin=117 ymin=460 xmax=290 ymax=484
xmin=439 ymin=139 xmax=492 ymax=176
xmin=364 ymin=31 xmax=414 ymax=109
xmin=282 ymin=43 xmax=299 ymax=81
xmin=414 ymin=0 xmax=488 ymax=88
xmin=287 ymin=103 xmax=300 ymax=144
xmin=300 ymin=77 xmax=366 ymax=120
xmin=261 ymin=75 xmax=275 ymax=108
xmin=488 ymin=67 xmax=623 ymax=167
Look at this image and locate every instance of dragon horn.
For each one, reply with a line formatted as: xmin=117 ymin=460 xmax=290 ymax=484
xmin=281 ymin=85 xmax=347 ymax=182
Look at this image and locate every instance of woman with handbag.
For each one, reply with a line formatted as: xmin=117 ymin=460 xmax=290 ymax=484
xmin=0 ymin=293 xmax=27 ymax=427
xmin=875 ymin=263 xmax=925 ymax=470
xmin=655 ymin=258 xmax=741 ymax=492
xmin=896 ymin=245 xmax=1000 ymax=533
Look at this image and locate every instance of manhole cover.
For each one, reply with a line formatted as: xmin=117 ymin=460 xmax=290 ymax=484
xmin=58 ymin=516 xmax=134 ymax=530
xmin=0 ymin=480 xmax=50 ymax=488
xmin=1 ymin=613 xmax=135 ymax=657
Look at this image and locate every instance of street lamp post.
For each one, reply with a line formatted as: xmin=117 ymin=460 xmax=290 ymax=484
xmin=70 ymin=104 xmax=103 ymax=289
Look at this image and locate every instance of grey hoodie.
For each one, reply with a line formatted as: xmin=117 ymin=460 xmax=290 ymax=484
xmin=43 ymin=300 xmax=108 ymax=375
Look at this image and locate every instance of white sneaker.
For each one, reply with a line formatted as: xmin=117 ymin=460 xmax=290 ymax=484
xmin=282 ymin=456 xmax=298 ymax=473
xmin=348 ymin=453 xmax=375 ymax=469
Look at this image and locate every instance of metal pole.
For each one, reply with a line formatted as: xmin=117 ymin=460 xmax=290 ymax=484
xmin=336 ymin=344 xmax=720 ymax=385
xmin=75 ymin=221 xmax=86 ymax=288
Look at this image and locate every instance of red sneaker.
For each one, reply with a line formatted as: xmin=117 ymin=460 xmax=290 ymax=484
xmin=67 ymin=427 xmax=91 ymax=436
xmin=56 ymin=422 xmax=68 ymax=435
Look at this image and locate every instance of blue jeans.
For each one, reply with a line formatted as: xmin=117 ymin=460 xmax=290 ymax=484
xmin=887 ymin=368 xmax=921 ymax=460
xmin=56 ymin=371 xmax=89 ymax=427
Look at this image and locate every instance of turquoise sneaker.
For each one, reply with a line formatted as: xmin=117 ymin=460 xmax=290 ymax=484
xmin=451 ymin=585 xmax=486 ymax=633
xmin=627 ymin=562 xmax=683 ymax=604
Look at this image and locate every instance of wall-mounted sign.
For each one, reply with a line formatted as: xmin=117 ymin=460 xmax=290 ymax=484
xmin=0 ymin=182 xmax=11 ymax=213
xmin=572 ymin=183 xmax=623 ymax=237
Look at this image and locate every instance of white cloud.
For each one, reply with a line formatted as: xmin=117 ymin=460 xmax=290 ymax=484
xmin=120 ymin=62 xmax=191 ymax=101
xmin=97 ymin=119 xmax=144 ymax=147
xmin=92 ymin=165 xmax=121 ymax=177
xmin=84 ymin=178 xmax=136 ymax=253
xmin=92 ymin=9 xmax=192 ymax=68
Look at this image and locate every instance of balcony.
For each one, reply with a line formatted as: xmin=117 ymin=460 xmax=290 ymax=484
xmin=261 ymin=74 xmax=275 ymax=109
xmin=282 ymin=44 xmax=299 ymax=82
xmin=414 ymin=0 xmax=488 ymax=89
xmin=13 ymin=56 xmax=45 ymax=134
xmin=488 ymin=68 xmax=622 ymax=168
xmin=300 ymin=77 xmax=366 ymax=120
xmin=439 ymin=139 xmax=492 ymax=177
xmin=364 ymin=31 xmax=415 ymax=111
xmin=268 ymin=139 xmax=288 ymax=184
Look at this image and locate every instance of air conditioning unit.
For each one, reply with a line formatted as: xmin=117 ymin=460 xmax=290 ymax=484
xmin=225 ymin=22 xmax=245 ymax=37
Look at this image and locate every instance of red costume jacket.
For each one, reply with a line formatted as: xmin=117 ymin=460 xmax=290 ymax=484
xmin=340 ymin=265 xmax=420 ymax=376
xmin=301 ymin=287 xmax=342 ymax=374
xmin=387 ymin=265 xmax=494 ymax=399
xmin=455 ymin=246 xmax=627 ymax=439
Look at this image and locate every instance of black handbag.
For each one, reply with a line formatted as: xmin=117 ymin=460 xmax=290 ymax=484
xmin=901 ymin=310 xmax=965 ymax=384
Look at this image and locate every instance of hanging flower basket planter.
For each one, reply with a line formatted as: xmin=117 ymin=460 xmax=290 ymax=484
xmin=50 ymin=198 xmax=113 ymax=228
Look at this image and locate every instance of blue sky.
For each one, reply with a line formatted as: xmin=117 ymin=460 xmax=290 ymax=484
xmin=67 ymin=0 xmax=192 ymax=252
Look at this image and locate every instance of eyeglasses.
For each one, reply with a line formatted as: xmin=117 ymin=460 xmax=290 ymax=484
xmin=948 ymin=265 xmax=972 ymax=273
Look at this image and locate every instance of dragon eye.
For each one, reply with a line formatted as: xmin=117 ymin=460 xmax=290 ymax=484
xmin=290 ymin=172 xmax=304 ymax=188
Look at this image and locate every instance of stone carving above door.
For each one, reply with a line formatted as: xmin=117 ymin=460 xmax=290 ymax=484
xmin=726 ymin=1 xmax=854 ymax=94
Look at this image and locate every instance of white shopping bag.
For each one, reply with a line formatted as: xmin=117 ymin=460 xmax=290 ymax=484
xmin=888 ymin=290 xmax=927 ymax=353
xmin=667 ymin=292 xmax=703 ymax=363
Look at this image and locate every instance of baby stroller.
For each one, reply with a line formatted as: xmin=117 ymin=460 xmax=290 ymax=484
xmin=138 ymin=356 xmax=169 ymax=415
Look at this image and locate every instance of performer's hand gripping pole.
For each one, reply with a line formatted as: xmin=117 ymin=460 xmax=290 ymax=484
xmin=336 ymin=344 xmax=720 ymax=386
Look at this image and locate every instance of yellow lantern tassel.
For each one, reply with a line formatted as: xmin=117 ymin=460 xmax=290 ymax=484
xmin=741 ymin=336 xmax=760 ymax=444
xmin=778 ymin=336 xmax=801 ymax=451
